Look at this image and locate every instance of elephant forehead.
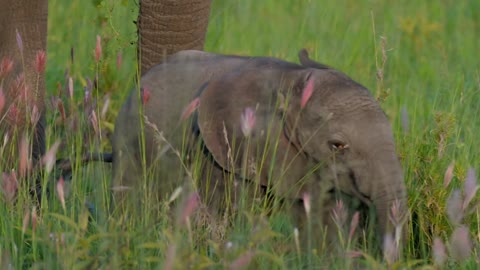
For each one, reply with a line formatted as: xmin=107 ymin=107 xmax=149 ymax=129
xmin=325 ymin=100 xmax=386 ymax=126
xmin=327 ymin=115 xmax=392 ymax=139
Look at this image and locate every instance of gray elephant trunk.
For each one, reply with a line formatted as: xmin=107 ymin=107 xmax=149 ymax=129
xmin=369 ymin=152 xmax=407 ymax=247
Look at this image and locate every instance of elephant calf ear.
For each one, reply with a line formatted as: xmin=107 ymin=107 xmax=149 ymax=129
xmin=196 ymin=70 xmax=280 ymax=179
xmin=195 ymin=80 xmax=231 ymax=172
xmin=197 ymin=70 xmax=321 ymax=198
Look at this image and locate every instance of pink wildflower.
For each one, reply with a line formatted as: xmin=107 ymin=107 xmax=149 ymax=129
xmin=141 ymin=87 xmax=151 ymax=104
xmin=56 ymin=176 xmax=66 ymax=211
xmin=178 ymin=192 xmax=199 ymax=226
xmin=462 ymin=168 xmax=478 ymax=210
xmin=16 ymin=29 xmax=23 ymax=53
xmin=303 ymin=192 xmax=311 ymax=218
xmin=0 ymin=87 xmax=5 ymax=113
xmin=348 ymin=211 xmax=360 ymax=243
xmin=240 ymin=107 xmax=256 ymax=137
xmin=42 ymin=141 xmax=60 ymax=173
xmin=432 ymin=237 xmax=447 ymax=267
xmin=229 ymin=250 xmax=255 ymax=270
xmin=444 ymin=162 xmax=455 ymax=187
xmin=94 ymin=35 xmax=102 ymax=63
xmin=449 ymin=225 xmax=472 ymax=262
xmin=0 ymin=57 xmax=14 ymax=78
xmin=180 ymin=97 xmax=200 ymax=121
xmin=1 ymin=171 xmax=18 ymax=203
xmin=35 ymin=50 xmax=46 ymax=73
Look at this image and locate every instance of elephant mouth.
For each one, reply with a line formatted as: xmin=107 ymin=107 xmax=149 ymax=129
xmin=348 ymin=170 xmax=373 ymax=207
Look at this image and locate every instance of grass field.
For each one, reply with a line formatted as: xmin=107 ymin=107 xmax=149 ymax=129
xmin=1 ymin=0 xmax=480 ymax=268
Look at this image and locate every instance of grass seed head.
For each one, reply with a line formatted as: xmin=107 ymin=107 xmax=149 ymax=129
xmin=449 ymin=225 xmax=472 ymax=262
xmin=240 ymin=107 xmax=256 ymax=137
xmin=432 ymin=237 xmax=447 ymax=267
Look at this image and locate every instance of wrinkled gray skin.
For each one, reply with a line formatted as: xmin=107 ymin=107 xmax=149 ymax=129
xmin=0 ymin=0 xmax=211 ymax=202
xmin=112 ymin=49 xmax=407 ymax=249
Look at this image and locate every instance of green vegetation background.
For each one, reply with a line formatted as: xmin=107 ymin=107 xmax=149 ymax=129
xmin=1 ymin=0 xmax=479 ymax=268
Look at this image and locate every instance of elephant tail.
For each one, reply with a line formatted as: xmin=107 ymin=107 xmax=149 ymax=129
xmin=298 ymin=48 xmax=331 ymax=70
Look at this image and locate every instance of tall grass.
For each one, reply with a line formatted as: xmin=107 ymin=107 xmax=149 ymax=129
xmin=0 ymin=0 xmax=479 ymax=268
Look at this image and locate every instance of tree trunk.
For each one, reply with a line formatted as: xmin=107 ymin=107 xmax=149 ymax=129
xmin=137 ymin=0 xmax=212 ymax=75
xmin=0 ymin=0 xmax=48 ymax=164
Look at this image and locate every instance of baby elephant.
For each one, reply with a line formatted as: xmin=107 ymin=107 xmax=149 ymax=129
xmin=111 ymin=49 xmax=407 ymax=250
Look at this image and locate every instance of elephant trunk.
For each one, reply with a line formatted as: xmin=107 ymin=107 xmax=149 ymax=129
xmin=369 ymin=152 xmax=407 ymax=247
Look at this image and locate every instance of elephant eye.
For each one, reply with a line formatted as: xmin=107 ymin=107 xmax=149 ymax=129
xmin=328 ymin=140 xmax=349 ymax=152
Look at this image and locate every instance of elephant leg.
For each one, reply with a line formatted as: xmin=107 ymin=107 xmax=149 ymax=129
xmin=0 ymin=0 xmax=48 ymax=200
xmin=31 ymin=113 xmax=46 ymax=198
xmin=284 ymin=180 xmax=344 ymax=254
xmin=194 ymin=154 xmax=269 ymax=242
xmin=137 ymin=0 xmax=212 ymax=74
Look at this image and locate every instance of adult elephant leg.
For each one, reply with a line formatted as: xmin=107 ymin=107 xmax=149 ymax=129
xmin=0 ymin=0 xmax=48 ymax=195
xmin=137 ymin=0 xmax=212 ymax=74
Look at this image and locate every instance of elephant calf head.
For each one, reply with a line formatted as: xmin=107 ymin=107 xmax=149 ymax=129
xmin=193 ymin=52 xmax=407 ymax=248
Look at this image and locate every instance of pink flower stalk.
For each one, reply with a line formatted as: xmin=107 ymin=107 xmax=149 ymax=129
xmin=6 ymin=103 xmax=19 ymax=124
xmin=34 ymin=50 xmax=46 ymax=73
xmin=163 ymin=244 xmax=176 ymax=270
xmin=240 ymin=107 xmax=256 ymax=137
xmin=94 ymin=35 xmax=102 ymax=63
xmin=348 ymin=211 xmax=360 ymax=243
xmin=462 ymin=168 xmax=478 ymax=210
xmin=84 ymin=86 xmax=91 ymax=105
xmin=68 ymin=77 xmax=74 ymax=99
xmin=1 ymin=170 xmax=18 ymax=203
xmin=180 ymin=97 xmax=200 ymax=121
xmin=444 ymin=162 xmax=455 ymax=187
xmin=116 ymin=51 xmax=122 ymax=70
xmin=56 ymin=98 xmax=66 ymax=121
xmin=13 ymin=73 xmax=27 ymax=102
xmin=383 ymin=234 xmax=399 ymax=265
xmin=302 ymin=192 xmax=311 ymax=218
xmin=141 ymin=87 xmax=151 ymax=104
xmin=332 ymin=200 xmax=347 ymax=228
xmin=449 ymin=225 xmax=472 ymax=262
xmin=388 ymin=199 xmax=407 ymax=229
xmin=31 ymin=105 xmax=40 ymax=126
xmin=446 ymin=189 xmax=464 ymax=225
xmin=432 ymin=237 xmax=447 ymax=267
xmin=22 ymin=209 xmax=30 ymax=234
xmin=16 ymin=29 xmax=23 ymax=53
xmin=0 ymin=87 xmax=5 ymax=113
xmin=345 ymin=250 xmax=364 ymax=258
xmin=293 ymin=227 xmax=300 ymax=254
xmin=178 ymin=192 xmax=200 ymax=226
xmin=0 ymin=57 xmax=14 ymax=78
xmin=42 ymin=141 xmax=60 ymax=173
xmin=31 ymin=206 xmax=37 ymax=232
xmin=90 ymin=110 xmax=99 ymax=135
xmin=389 ymin=199 xmax=408 ymax=248
xmin=229 ymin=250 xmax=255 ymax=270
xmin=56 ymin=176 xmax=66 ymax=211
xmin=101 ymin=94 xmax=111 ymax=119
xmin=300 ymin=77 xmax=315 ymax=109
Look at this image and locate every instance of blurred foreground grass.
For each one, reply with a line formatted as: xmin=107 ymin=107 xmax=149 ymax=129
xmin=0 ymin=0 xmax=479 ymax=268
